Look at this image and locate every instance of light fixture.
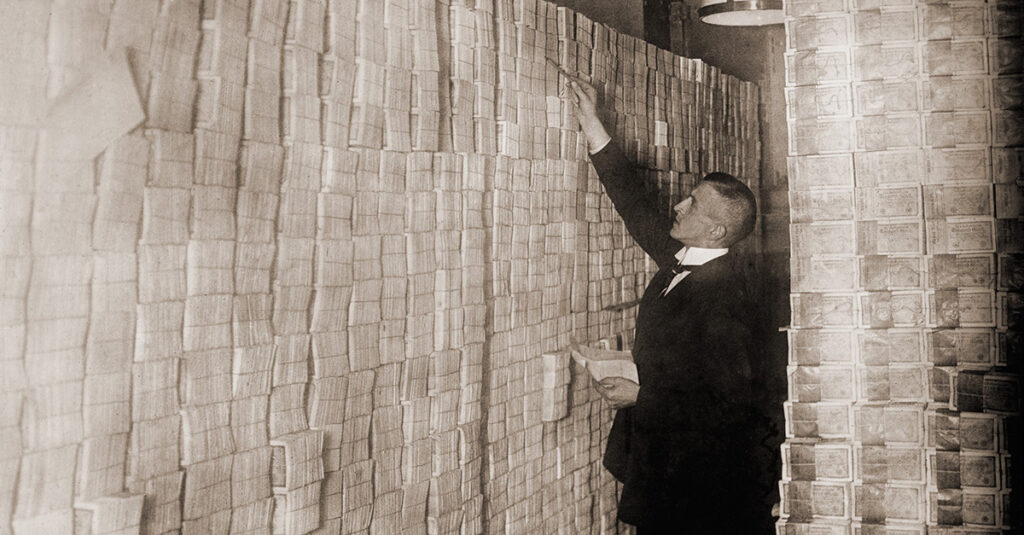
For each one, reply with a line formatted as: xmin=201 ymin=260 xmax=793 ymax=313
xmin=698 ymin=0 xmax=785 ymax=26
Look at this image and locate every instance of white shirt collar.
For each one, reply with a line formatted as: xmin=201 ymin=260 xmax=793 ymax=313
xmin=674 ymin=246 xmax=729 ymax=266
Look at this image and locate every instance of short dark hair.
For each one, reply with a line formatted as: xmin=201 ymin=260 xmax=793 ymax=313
xmin=701 ymin=172 xmax=757 ymax=246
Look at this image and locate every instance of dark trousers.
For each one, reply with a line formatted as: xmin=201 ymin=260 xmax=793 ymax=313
xmin=630 ymin=508 xmax=775 ymax=534
xmin=636 ymin=524 xmax=773 ymax=535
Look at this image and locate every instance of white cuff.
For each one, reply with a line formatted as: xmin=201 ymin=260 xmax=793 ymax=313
xmin=588 ymin=134 xmax=612 ymax=155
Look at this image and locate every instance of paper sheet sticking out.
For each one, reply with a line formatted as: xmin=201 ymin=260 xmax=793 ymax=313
xmin=43 ymin=47 xmax=144 ymax=162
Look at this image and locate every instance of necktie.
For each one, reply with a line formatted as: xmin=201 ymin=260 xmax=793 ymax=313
xmin=669 ymin=260 xmax=700 ymax=276
xmin=657 ymin=261 xmax=701 ymax=296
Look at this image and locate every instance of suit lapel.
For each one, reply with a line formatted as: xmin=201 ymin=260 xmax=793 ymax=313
xmin=636 ymin=255 xmax=734 ymax=348
xmin=640 ymin=266 xmax=675 ymax=304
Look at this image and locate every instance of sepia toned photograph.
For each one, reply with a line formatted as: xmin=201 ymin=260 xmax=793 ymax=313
xmin=0 ymin=0 xmax=1020 ymax=533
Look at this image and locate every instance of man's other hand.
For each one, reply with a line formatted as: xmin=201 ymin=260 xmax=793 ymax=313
xmin=595 ymin=377 xmax=639 ymax=409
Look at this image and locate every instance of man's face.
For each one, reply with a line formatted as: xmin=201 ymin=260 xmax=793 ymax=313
xmin=669 ymin=182 xmax=723 ymax=245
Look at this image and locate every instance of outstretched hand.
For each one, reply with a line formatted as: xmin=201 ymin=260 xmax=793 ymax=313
xmin=549 ymin=60 xmax=610 ymax=149
xmin=560 ymin=72 xmax=598 ymax=122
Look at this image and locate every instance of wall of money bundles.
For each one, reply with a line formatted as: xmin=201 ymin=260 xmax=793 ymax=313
xmin=0 ymin=0 xmax=760 ymax=534
xmin=779 ymin=0 xmax=1023 ymax=533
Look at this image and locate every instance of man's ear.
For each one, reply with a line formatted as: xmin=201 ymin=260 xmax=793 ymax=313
xmin=709 ymin=224 xmax=727 ymax=241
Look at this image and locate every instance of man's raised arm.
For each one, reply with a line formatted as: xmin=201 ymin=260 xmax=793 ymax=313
xmin=564 ymin=74 xmax=681 ymax=268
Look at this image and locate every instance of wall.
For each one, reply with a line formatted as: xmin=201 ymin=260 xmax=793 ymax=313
xmin=550 ymin=0 xmax=644 ymax=40
xmin=778 ymin=0 xmax=1022 ymax=532
xmin=0 ymin=1 xmax=760 ymax=534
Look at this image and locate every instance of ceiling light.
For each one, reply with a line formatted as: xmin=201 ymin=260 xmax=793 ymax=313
xmin=698 ymin=0 xmax=785 ymax=26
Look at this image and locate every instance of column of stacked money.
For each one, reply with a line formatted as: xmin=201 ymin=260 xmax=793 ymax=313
xmin=0 ymin=0 xmax=759 ymax=533
xmin=307 ymin=3 xmax=352 ymax=534
xmin=488 ymin=2 xmax=573 ymax=532
xmin=779 ymin=0 xmax=1021 ymax=532
xmin=279 ymin=4 xmax=331 ymax=535
xmin=182 ymin=0 xmax=249 ymax=532
xmin=232 ymin=1 xmax=287 ymax=533
xmin=130 ymin=2 xmax=203 ymax=532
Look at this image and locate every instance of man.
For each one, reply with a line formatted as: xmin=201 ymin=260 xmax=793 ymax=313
xmin=565 ymin=75 xmax=776 ymax=532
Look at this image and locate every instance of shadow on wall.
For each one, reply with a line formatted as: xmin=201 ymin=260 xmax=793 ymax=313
xmin=549 ymin=0 xmax=645 ymax=40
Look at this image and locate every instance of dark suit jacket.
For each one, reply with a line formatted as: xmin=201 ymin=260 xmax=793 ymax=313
xmin=591 ymin=141 xmax=774 ymax=531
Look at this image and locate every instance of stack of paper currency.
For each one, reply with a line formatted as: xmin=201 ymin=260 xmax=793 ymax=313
xmin=779 ymin=0 xmax=1021 ymax=532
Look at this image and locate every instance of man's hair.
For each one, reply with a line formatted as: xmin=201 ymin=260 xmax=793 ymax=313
xmin=701 ymin=172 xmax=757 ymax=246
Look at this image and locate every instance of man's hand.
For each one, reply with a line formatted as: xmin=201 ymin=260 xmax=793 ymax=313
xmin=550 ymin=60 xmax=611 ymax=150
xmin=594 ymin=377 xmax=639 ymax=409
xmin=563 ymin=75 xmax=598 ymax=122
